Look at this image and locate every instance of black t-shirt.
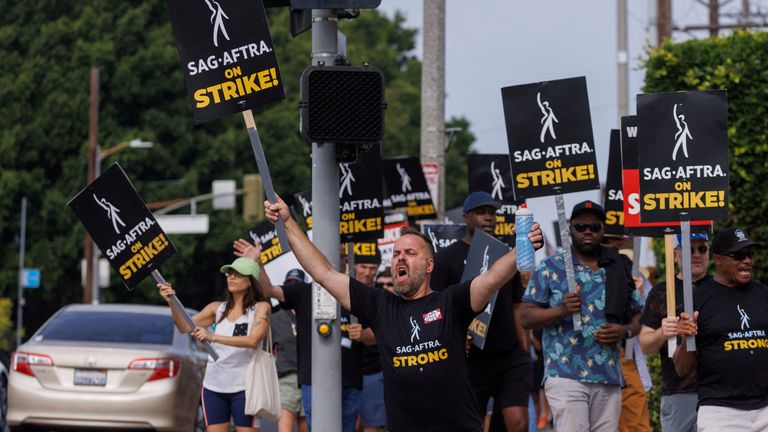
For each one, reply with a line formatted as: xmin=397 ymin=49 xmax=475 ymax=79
xmin=430 ymin=240 xmax=524 ymax=354
xmin=282 ymin=281 xmax=363 ymax=389
xmin=694 ymin=278 xmax=768 ymax=410
xmin=271 ymin=309 xmax=298 ymax=376
xmin=349 ymin=277 xmax=482 ymax=432
xmin=361 ymin=344 xmax=382 ymax=375
xmin=640 ymin=275 xmax=712 ymax=395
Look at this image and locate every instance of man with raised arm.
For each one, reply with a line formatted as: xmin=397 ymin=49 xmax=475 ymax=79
xmin=263 ymin=196 xmax=542 ymax=432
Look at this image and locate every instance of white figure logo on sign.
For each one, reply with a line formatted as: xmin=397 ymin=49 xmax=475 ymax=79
xmin=537 ymin=92 xmax=559 ymax=143
xmin=672 ymin=104 xmax=692 ymax=161
xmin=397 ymin=163 xmax=412 ymax=193
xmin=203 ymin=0 xmax=231 ymax=48
xmin=480 ymin=245 xmax=490 ymax=275
xmin=297 ymin=195 xmax=312 ymax=217
xmin=427 ymin=228 xmax=439 ymax=252
xmin=339 ymin=163 xmax=356 ymax=198
xmin=93 ymin=194 xmax=126 ymax=234
xmin=490 ymin=160 xmax=505 ymax=200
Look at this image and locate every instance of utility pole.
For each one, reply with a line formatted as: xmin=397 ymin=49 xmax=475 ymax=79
xmin=657 ymin=0 xmax=672 ymax=43
xmin=709 ymin=0 xmax=720 ymax=37
xmin=420 ymin=0 xmax=446 ymax=220
xmin=742 ymin=0 xmax=751 ymax=28
xmin=310 ymin=8 xmax=342 ymax=432
xmin=84 ymin=67 xmax=99 ymax=304
xmin=617 ymin=0 xmax=629 ymax=119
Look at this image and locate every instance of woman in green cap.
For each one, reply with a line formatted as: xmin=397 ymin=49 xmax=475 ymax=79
xmin=158 ymin=245 xmax=270 ymax=432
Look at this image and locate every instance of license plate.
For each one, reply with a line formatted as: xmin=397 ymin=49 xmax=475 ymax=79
xmin=74 ymin=368 xmax=107 ymax=386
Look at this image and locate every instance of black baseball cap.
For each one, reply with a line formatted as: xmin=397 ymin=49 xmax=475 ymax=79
xmin=284 ymin=268 xmax=306 ymax=284
xmin=711 ymin=227 xmax=763 ymax=254
xmin=463 ymin=191 xmax=501 ymax=214
xmin=571 ymin=200 xmax=606 ymax=221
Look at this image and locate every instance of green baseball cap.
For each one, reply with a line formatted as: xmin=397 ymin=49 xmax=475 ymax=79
xmin=220 ymin=257 xmax=260 ymax=278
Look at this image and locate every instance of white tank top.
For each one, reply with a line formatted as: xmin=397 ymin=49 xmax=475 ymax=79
xmin=202 ymin=303 xmax=255 ymax=393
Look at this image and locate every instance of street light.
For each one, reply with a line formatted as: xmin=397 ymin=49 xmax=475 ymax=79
xmin=85 ymin=138 xmax=154 ymax=304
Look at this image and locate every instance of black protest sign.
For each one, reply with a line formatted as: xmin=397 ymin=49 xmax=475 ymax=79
xmin=293 ymin=190 xmax=313 ymax=230
xmin=603 ymin=130 xmax=625 ymax=236
xmin=638 ymin=91 xmax=729 ymax=223
xmin=339 ymin=144 xmax=384 ymax=242
xmin=621 ymin=116 xmax=711 ymax=236
xmin=166 ymin=0 xmax=285 ymax=123
xmin=421 ymin=224 xmax=466 ymax=253
xmin=343 ymin=242 xmax=380 ymax=264
xmin=494 ymin=205 xmax=519 ymax=248
xmin=378 ymin=211 xmax=410 ymax=273
xmin=467 ymin=154 xmax=518 ymax=204
xmin=68 ymin=164 xmax=176 ymax=290
xmin=382 ymin=157 xmax=436 ymax=221
xmin=501 ymin=76 xmax=599 ymax=199
xmin=247 ymin=220 xmax=289 ymax=265
xmin=460 ymin=230 xmax=510 ymax=349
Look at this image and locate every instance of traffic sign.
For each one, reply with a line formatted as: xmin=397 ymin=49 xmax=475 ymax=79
xmin=22 ymin=268 xmax=40 ymax=289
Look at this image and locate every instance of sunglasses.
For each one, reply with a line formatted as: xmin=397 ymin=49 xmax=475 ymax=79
xmin=691 ymin=246 xmax=709 ymax=255
xmin=722 ymin=249 xmax=757 ymax=261
xmin=224 ymin=270 xmax=247 ymax=278
xmin=572 ymin=223 xmax=603 ymax=233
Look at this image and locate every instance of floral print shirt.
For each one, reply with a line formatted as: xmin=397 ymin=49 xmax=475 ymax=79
xmin=523 ymin=251 xmax=644 ymax=386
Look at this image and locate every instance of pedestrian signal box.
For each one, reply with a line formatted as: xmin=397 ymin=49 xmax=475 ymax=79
xmin=300 ymin=65 xmax=386 ymax=144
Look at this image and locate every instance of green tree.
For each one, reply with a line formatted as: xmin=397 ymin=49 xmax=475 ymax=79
xmin=0 ymin=2 xmax=477 ymax=336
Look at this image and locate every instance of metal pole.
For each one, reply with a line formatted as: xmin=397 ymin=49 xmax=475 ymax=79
xmin=679 ymin=214 xmax=696 ymax=350
xmin=420 ymin=0 xmax=446 ymax=220
xmin=311 ymin=8 xmax=342 ymax=432
xmin=554 ymin=191 xmax=582 ymax=331
xmin=16 ymin=197 xmax=27 ymax=348
xmin=617 ymin=0 xmax=629 ymax=119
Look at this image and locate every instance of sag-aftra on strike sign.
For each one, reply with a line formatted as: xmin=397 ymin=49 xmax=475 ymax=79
xmin=637 ymin=90 xmax=729 ymax=223
xmin=167 ymin=0 xmax=285 ymax=123
xmin=501 ymin=76 xmax=600 ymax=200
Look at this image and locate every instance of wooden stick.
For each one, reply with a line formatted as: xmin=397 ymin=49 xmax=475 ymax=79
xmin=664 ymin=234 xmax=677 ymax=357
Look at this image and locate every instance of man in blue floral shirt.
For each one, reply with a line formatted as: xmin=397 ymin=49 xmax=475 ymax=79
xmin=520 ymin=201 xmax=644 ymax=432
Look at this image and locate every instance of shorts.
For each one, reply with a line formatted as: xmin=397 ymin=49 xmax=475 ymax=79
xmin=201 ymin=387 xmax=261 ymax=428
xmin=361 ymin=371 xmax=387 ymax=427
xmin=279 ymin=373 xmax=305 ymax=416
xmin=468 ymin=349 xmax=532 ymax=409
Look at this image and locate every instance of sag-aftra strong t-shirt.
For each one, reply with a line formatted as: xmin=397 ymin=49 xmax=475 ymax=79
xmin=695 ymin=278 xmax=768 ymax=410
xmin=349 ymin=278 xmax=482 ymax=432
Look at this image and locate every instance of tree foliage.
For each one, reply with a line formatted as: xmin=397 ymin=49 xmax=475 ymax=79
xmin=0 ymin=1 xmax=476 ymax=336
xmin=643 ymin=30 xmax=768 ymax=282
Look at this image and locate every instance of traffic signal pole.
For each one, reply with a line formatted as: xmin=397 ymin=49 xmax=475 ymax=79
xmin=310 ymin=8 xmax=343 ymax=432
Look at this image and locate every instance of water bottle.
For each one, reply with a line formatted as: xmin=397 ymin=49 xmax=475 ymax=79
xmin=515 ymin=204 xmax=535 ymax=271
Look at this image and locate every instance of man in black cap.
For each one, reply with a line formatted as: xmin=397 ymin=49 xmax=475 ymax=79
xmin=431 ymin=191 xmax=531 ymax=432
xmin=673 ymin=227 xmax=768 ymax=431
xmin=520 ymin=200 xmax=644 ymax=432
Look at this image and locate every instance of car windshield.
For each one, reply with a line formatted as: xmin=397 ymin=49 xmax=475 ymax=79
xmin=37 ymin=310 xmax=174 ymax=345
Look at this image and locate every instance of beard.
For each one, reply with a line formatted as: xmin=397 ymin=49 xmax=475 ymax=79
xmin=395 ymin=266 xmax=427 ymax=299
xmin=573 ymin=238 xmax=600 ymax=255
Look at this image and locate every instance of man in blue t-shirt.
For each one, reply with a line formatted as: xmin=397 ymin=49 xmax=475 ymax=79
xmin=520 ymin=201 xmax=644 ymax=432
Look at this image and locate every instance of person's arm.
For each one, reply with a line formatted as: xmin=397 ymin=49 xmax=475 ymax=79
xmin=513 ymin=303 xmax=530 ymax=352
xmin=638 ymin=317 xmax=681 ymax=355
xmin=468 ymin=223 xmax=542 ymax=312
xmin=232 ymin=238 xmax=285 ymax=302
xmin=158 ymin=282 xmax=217 ymax=332
xmin=672 ymin=311 xmax=699 ymax=377
xmin=192 ymin=301 xmax=271 ymax=349
xmin=264 ymin=196 xmax=351 ymax=310
xmin=596 ymin=311 xmax=641 ymax=346
xmin=348 ymin=323 xmax=376 ymax=346
xmin=520 ymin=288 xmax=581 ymax=329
